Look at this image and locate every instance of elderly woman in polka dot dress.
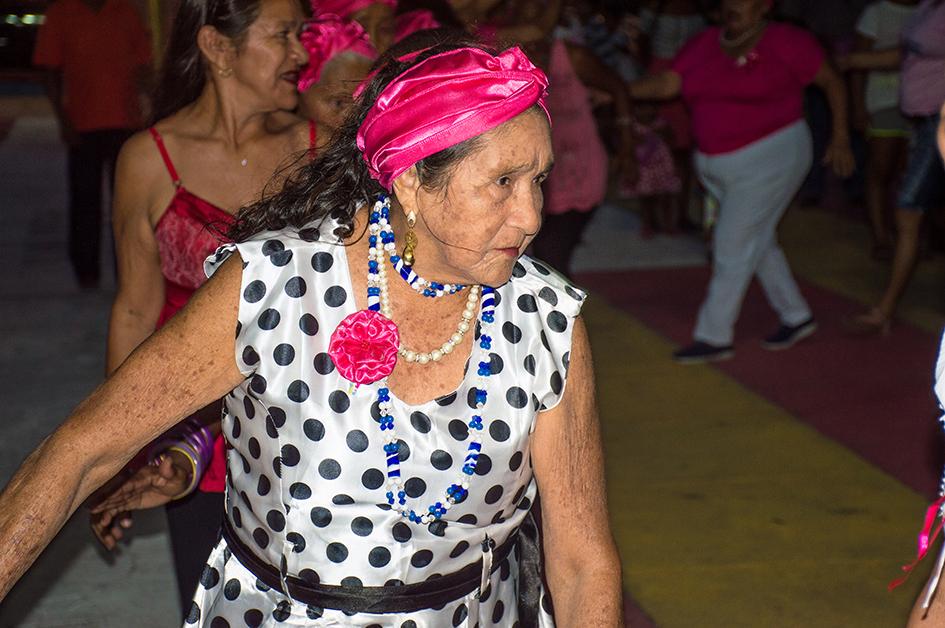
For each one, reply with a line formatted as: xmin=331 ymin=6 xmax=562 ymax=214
xmin=0 ymin=34 xmax=622 ymax=627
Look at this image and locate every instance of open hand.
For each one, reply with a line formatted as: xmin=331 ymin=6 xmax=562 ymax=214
xmin=823 ymin=139 xmax=856 ymax=179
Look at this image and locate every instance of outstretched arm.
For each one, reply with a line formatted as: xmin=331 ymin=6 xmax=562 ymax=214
xmin=532 ymin=317 xmax=623 ymax=627
xmin=812 ymin=60 xmax=856 ymax=178
xmin=0 ymin=256 xmax=245 ymax=600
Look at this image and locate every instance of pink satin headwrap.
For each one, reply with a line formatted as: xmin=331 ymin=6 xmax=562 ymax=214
xmin=393 ymin=9 xmax=440 ymax=43
xmin=298 ymin=14 xmax=378 ymax=91
xmin=311 ymin=0 xmax=396 ymax=18
xmin=356 ymin=46 xmax=550 ymax=190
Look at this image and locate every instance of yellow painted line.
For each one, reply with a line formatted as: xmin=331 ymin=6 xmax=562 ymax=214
xmin=584 ymin=297 xmax=934 ymax=626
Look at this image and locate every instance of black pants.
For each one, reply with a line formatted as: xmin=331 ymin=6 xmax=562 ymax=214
xmin=165 ymin=490 xmax=225 ymax=615
xmin=67 ymin=129 xmax=132 ymax=284
xmin=530 ymin=208 xmax=596 ymax=277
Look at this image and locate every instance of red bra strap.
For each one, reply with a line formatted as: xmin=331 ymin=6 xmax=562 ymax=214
xmin=308 ymin=119 xmax=318 ymax=161
xmin=148 ymin=127 xmax=182 ymax=187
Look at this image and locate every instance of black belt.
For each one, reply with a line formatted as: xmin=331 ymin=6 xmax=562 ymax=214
xmin=222 ymin=517 xmax=521 ymax=616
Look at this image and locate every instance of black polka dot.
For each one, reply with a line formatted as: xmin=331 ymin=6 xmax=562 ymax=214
xmin=410 ymin=411 xmax=431 ymax=433
xmin=288 ymin=380 xmax=309 ymax=403
xmin=542 ymin=592 xmax=555 ymax=615
xmin=489 ymin=420 xmax=511 ymax=442
xmin=303 ymin=419 xmax=325 ymax=441
xmin=248 ymin=437 xmax=261 ymax=459
xmin=285 ymin=276 xmax=306 ymax=298
xmin=550 ymin=370 xmax=563 ymax=395
xmin=223 ymin=578 xmax=241 ymax=601
xmin=319 ymin=458 xmax=342 ymax=480
xmin=256 ymin=475 xmax=271 ymax=496
xmin=299 ymin=227 xmax=320 ymax=242
xmin=524 ymin=354 xmax=536 ymax=375
xmin=312 ymin=251 xmax=334 ymax=272
xmin=287 ymin=532 xmax=306 ymax=553
xmin=255 ymin=579 xmax=270 ymax=592
xmin=448 ymin=419 xmax=468 ymax=441
xmin=401 ymin=621 xmax=418 ymax=628
xmin=329 ymin=390 xmax=350 ymax=413
xmin=502 ymin=321 xmax=522 ymax=344
xmin=566 ymin=285 xmax=583 ymax=301
xmin=488 ymin=352 xmax=504 ymax=375
xmin=475 ymin=454 xmax=493 ymax=476
xmin=231 ymin=417 xmax=242 ymax=439
xmin=185 ymin=602 xmax=200 ymax=624
xmin=290 ymin=482 xmax=311 ymax=500
xmin=563 ymin=350 xmax=571 ymax=373
xmin=244 ymin=609 xmax=263 ymax=628
xmin=242 ymin=346 xmax=260 ymax=366
xmin=273 ymin=343 xmax=295 ymax=366
xmin=369 ymin=546 xmax=392 ymax=568
xmin=314 ymin=352 xmax=335 ymax=375
xmin=243 ymin=280 xmax=266 ymax=303
xmin=261 ymin=239 xmax=285 ymax=256
xmin=392 ymin=522 xmax=412 ymax=542
xmin=547 ymin=311 xmax=568 ymax=332
xmin=430 ymin=450 xmax=452 ymax=470
xmin=532 ymin=261 xmax=551 ymax=275
xmin=299 ymin=314 xmax=319 ymax=336
xmin=362 ymin=468 xmax=384 ymax=490
xmin=538 ymin=286 xmax=559 ymax=306
xmin=509 ymin=451 xmax=523 ymax=472
xmin=404 ymin=477 xmax=426 ymax=498
xmin=351 ymin=516 xmax=374 ymax=536
xmin=306 ymin=603 xmax=324 ymax=619
xmin=311 ymin=507 xmax=332 ymax=527
xmin=411 ymin=549 xmax=433 ymax=568
xmin=397 ymin=439 xmax=411 ymax=462
xmin=517 ymin=294 xmax=538 ymax=313
xmin=210 ymin=616 xmax=230 ymax=628
xmin=242 ymin=396 xmax=256 ymax=419
xmin=457 ymin=514 xmax=477 ymax=525
xmin=341 ymin=576 xmax=363 ymax=589
xmin=450 ymin=540 xmax=469 ymax=558
xmin=512 ymin=261 xmax=526 ymax=278
xmin=506 ymin=386 xmax=528 ymax=408
xmin=268 ymin=405 xmax=286 ymax=428
xmin=435 ymin=392 xmax=458 ymax=406
xmin=258 ymin=308 xmax=281 ymax=330
xmin=250 ymin=374 xmax=267 ymax=395
xmin=232 ymin=507 xmax=242 ymax=528
xmin=332 ymin=494 xmax=354 ymax=505
xmin=452 ymin=603 xmax=468 ymax=626
xmin=346 ymin=430 xmax=369 ymax=452
xmin=266 ymin=510 xmax=286 ymax=532
xmin=518 ymin=495 xmax=532 ymax=511
xmin=484 ymin=485 xmax=504 ymax=504
xmin=541 ymin=330 xmax=551 ymax=351
xmin=239 ymin=455 xmax=250 ymax=474
xmin=428 ymin=520 xmax=447 ymax=536
xmin=269 ymin=250 xmax=293 ymax=267
xmin=327 ymin=542 xmax=349 ymax=563
xmin=281 ymin=444 xmax=301 ymax=467
xmin=252 ymin=527 xmax=270 ymax=549
xmin=272 ymin=456 xmax=282 ymax=477
xmin=199 ymin=565 xmax=220 ymax=589
xmin=324 ymin=286 xmax=347 ymax=307
xmin=492 ymin=600 xmax=506 ymax=624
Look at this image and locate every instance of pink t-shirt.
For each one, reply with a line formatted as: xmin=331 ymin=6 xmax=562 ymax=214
xmin=671 ymin=23 xmax=824 ymax=155
xmin=900 ymin=0 xmax=945 ymax=117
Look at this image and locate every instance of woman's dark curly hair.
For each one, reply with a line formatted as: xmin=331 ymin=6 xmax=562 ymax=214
xmin=229 ymin=28 xmax=491 ymax=243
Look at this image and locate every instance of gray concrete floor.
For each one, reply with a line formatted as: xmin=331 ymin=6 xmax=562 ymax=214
xmin=0 ymin=115 xmax=179 ymax=627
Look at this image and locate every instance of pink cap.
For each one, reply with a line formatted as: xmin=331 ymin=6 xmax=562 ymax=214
xmin=311 ymin=0 xmax=396 ymax=18
xmin=356 ymin=46 xmax=550 ymax=190
xmin=298 ymin=14 xmax=378 ymax=91
xmin=394 ymin=9 xmax=441 ymax=43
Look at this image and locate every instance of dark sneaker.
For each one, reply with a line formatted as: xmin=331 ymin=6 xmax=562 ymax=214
xmin=762 ymin=318 xmax=817 ymax=350
xmin=673 ymin=341 xmax=735 ymax=364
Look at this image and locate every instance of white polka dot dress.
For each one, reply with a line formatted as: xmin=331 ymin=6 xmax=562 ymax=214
xmin=188 ymin=220 xmax=585 ymax=627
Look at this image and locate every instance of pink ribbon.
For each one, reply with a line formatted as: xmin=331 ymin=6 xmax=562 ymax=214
xmin=889 ymin=495 xmax=945 ymax=591
xmin=298 ymin=14 xmax=378 ymax=91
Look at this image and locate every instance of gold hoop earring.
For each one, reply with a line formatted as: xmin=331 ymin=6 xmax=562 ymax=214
xmin=218 ymin=67 xmax=233 ymax=78
xmin=402 ymin=211 xmax=418 ymax=265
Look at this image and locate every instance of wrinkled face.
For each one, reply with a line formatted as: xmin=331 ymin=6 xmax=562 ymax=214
xmin=398 ymin=108 xmax=554 ymax=287
xmin=721 ymin=0 xmax=768 ymax=36
xmin=352 ymin=3 xmax=395 ymax=54
xmin=230 ymin=0 xmax=308 ymax=111
xmin=299 ymin=52 xmax=373 ymax=130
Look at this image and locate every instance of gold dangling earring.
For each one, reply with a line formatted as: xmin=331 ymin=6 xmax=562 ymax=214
xmin=402 ymin=211 xmax=418 ymax=265
xmin=218 ymin=67 xmax=233 ymax=78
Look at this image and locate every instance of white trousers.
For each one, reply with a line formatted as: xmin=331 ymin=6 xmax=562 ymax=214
xmin=693 ymin=121 xmax=813 ymax=346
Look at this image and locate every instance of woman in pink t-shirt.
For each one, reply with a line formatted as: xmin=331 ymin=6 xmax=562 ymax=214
xmin=629 ymin=0 xmax=855 ymax=363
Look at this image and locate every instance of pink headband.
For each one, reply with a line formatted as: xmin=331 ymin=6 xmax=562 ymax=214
xmin=298 ymin=14 xmax=378 ymax=91
xmin=356 ymin=46 xmax=550 ymax=190
xmin=311 ymin=0 xmax=396 ymax=18
xmin=394 ymin=9 xmax=440 ymax=43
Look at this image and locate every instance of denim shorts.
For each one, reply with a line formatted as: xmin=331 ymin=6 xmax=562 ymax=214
xmin=898 ymin=114 xmax=945 ymax=212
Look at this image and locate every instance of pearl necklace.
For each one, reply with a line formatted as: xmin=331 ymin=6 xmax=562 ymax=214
xmin=364 ymin=194 xmax=497 ymax=527
xmin=368 ymin=197 xmax=479 ymax=365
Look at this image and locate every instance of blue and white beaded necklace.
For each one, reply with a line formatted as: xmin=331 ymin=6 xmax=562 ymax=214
xmin=367 ymin=195 xmax=497 ymax=526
